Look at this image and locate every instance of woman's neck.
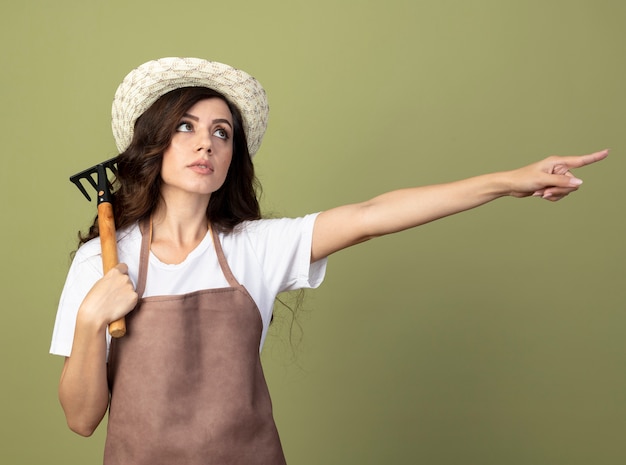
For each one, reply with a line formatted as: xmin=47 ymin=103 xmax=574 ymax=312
xmin=149 ymin=194 xmax=211 ymax=264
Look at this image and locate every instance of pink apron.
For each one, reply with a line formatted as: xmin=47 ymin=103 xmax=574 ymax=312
xmin=105 ymin=220 xmax=286 ymax=464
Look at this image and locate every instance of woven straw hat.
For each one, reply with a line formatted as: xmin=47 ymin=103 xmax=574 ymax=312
xmin=111 ymin=57 xmax=269 ymax=157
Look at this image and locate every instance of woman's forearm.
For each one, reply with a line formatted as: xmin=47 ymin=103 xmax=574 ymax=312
xmin=58 ymin=314 xmax=110 ymax=437
xmin=359 ymin=171 xmax=508 ymax=238
xmin=312 ymin=172 xmax=508 ymax=261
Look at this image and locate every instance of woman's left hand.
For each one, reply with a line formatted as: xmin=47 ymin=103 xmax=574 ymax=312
xmin=506 ymin=149 xmax=609 ymax=201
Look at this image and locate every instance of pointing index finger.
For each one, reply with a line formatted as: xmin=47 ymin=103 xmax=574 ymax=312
xmin=562 ymin=149 xmax=609 ymax=169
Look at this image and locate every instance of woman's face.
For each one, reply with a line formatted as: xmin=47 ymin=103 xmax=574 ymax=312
xmin=160 ymin=97 xmax=234 ymax=201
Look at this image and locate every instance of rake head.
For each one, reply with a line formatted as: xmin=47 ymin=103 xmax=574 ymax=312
xmin=69 ymin=157 xmax=119 ymax=204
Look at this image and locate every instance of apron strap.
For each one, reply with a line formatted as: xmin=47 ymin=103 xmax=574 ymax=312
xmin=210 ymin=226 xmax=241 ymax=289
xmin=135 ymin=218 xmax=151 ymax=298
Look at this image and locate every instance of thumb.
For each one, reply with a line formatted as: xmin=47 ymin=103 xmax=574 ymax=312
xmin=114 ymin=262 xmax=129 ymax=274
xmin=548 ymin=172 xmax=583 ymax=188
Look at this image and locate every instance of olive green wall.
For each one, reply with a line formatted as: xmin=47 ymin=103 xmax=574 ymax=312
xmin=1 ymin=1 xmax=624 ymax=464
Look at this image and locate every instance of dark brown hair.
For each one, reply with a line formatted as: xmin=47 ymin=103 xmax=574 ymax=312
xmin=78 ymin=87 xmax=262 ymax=245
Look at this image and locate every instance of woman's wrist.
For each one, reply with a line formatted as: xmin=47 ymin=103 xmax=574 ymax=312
xmin=471 ymin=171 xmax=513 ymax=201
xmin=76 ymin=304 xmax=110 ymax=335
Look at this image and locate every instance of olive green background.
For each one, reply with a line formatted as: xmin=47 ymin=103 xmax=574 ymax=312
xmin=1 ymin=1 xmax=624 ymax=464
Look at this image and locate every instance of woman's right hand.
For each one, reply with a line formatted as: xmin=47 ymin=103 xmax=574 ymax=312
xmin=78 ymin=263 xmax=138 ymax=328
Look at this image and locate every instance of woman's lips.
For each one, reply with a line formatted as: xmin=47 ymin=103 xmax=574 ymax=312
xmin=188 ymin=161 xmax=214 ymax=174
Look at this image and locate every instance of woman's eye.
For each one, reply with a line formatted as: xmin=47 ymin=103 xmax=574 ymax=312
xmin=176 ymin=122 xmax=193 ymax=132
xmin=214 ymin=128 xmax=229 ymax=140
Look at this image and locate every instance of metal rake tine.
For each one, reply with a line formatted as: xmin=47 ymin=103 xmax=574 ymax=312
xmin=70 ymin=179 xmax=92 ymax=201
xmin=69 ymin=173 xmax=98 ymax=201
xmin=106 ymin=161 xmax=119 ymax=177
xmin=105 ymin=162 xmax=118 ymax=193
xmin=69 ymin=156 xmax=119 ymax=202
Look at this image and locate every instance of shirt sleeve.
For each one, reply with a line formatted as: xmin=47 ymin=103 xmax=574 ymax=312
xmin=236 ymin=213 xmax=328 ymax=294
xmin=49 ymin=241 xmax=103 ymax=357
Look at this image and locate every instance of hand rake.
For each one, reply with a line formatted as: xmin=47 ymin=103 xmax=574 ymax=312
xmin=69 ymin=157 xmax=126 ymax=338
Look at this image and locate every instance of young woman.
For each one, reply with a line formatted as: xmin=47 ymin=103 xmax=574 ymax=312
xmin=50 ymin=57 xmax=607 ymax=464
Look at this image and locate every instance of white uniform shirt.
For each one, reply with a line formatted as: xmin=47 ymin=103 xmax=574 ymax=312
xmin=50 ymin=213 xmax=327 ymax=357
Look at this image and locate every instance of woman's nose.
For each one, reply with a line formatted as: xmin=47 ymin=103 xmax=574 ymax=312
xmin=196 ymin=132 xmax=212 ymax=153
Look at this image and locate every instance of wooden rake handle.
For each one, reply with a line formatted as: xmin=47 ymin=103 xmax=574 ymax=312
xmin=98 ymin=202 xmax=126 ymax=338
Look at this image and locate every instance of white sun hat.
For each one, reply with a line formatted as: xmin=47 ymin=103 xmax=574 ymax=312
xmin=111 ymin=57 xmax=269 ymax=157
